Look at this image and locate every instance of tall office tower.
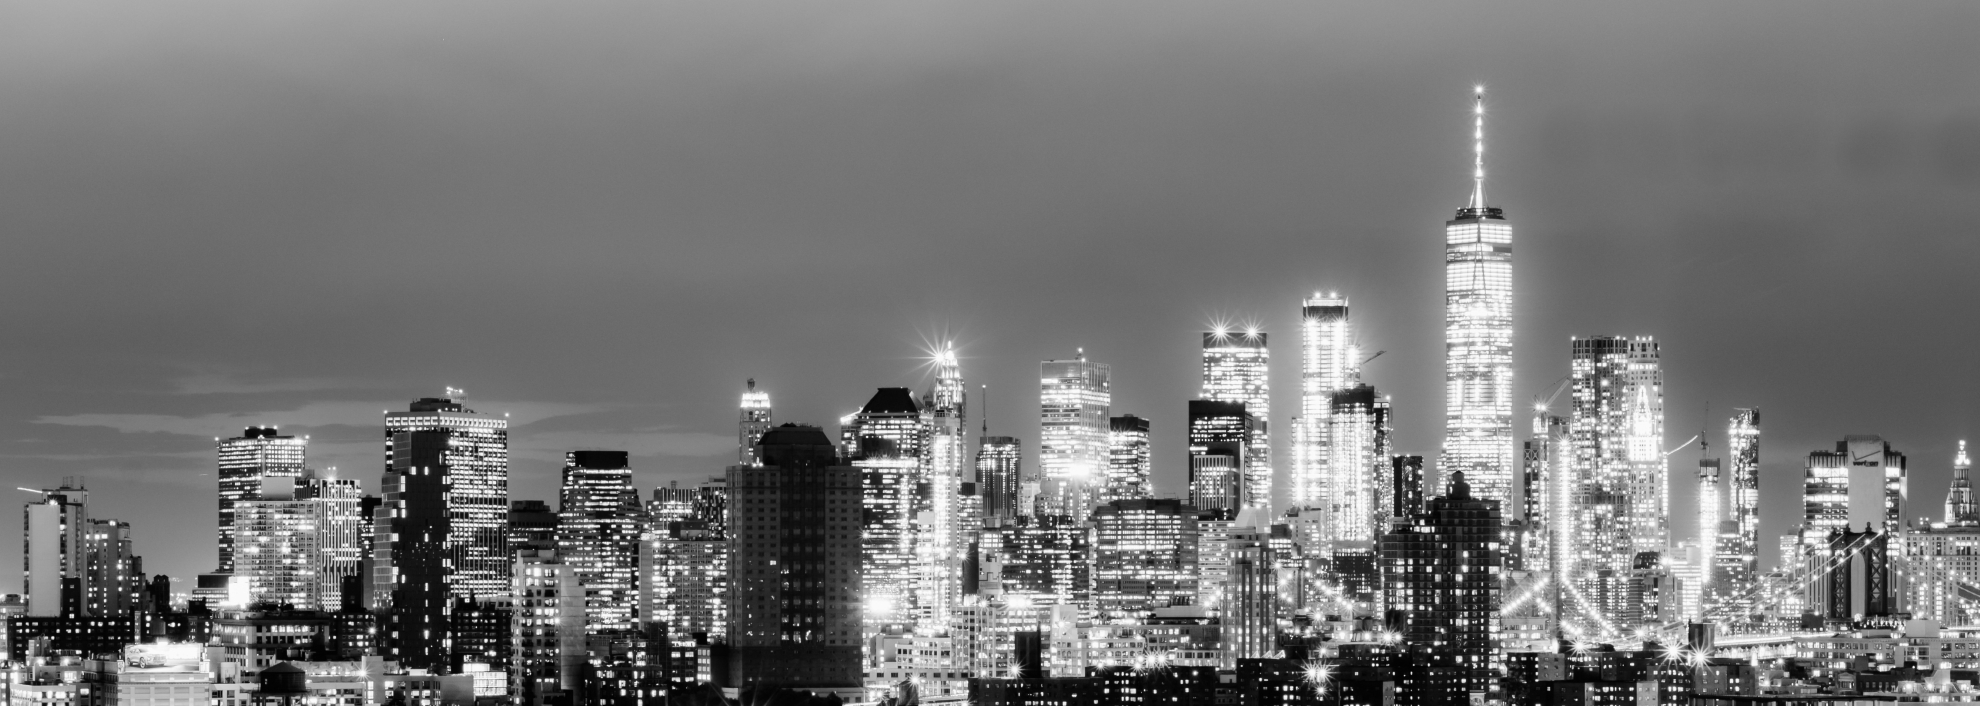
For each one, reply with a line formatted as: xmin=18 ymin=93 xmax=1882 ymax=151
xmin=1704 ymin=408 xmax=1762 ymax=622
xmin=512 ymin=548 xmax=584 ymax=704
xmin=977 ymin=437 xmax=1024 ymax=520
xmin=1380 ymin=471 xmax=1502 ymax=703
xmin=556 ymin=450 xmax=641 ymax=633
xmin=1091 ymin=499 xmax=1199 ymax=618
xmin=1392 ymin=455 xmax=1426 ymax=520
xmin=640 ymin=519 xmax=728 ymax=639
xmin=1696 ymin=450 xmax=1722 ymax=602
xmin=1222 ymin=524 xmax=1277 ymax=667
xmin=217 ymin=427 xmax=307 ymax=574
xmin=235 ymin=478 xmax=319 ymax=609
xmin=1202 ymin=331 xmax=1273 ymax=512
xmin=726 ymin=425 xmax=862 ymax=695
xmin=1518 ymin=415 xmax=1568 ymax=575
xmin=1801 ymin=436 xmax=1907 ymax=545
xmin=981 ymin=515 xmax=1092 ymax=610
xmin=649 ymin=482 xmax=698 ymax=525
xmin=1441 ymin=88 xmax=1515 ymax=506
xmin=510 ymin=500 xmax=560 ymax=552
xmin=375 ymin=429 xmax=454 ymax=671
xmin=1947 ymin=441 xmax=1975 ymax=524
xmin=1324 ymin=384 xmax=1392 ymax=552
xmin=385 ymin=397 xmax=511 ymax=602
xmin=1040 ymin=351 xmax=1112 ymax=517
xmin=1566 ymin=335 xmax=1666 ymax=629
xmin=846 ymin=388 xmax=926 ymax=629
xmin=1104 ymin=415 xmax=1153 ymax=503
xmin=695 ymin=477 xmax=729 ymax=536
xmin=1187 ymin=400 xmax=1252 ymax=516
xmin=301 ymin=474 xmax=365 ymax=612
xmin=1297 ymin=293 xmax=1357 ymax=511
xmin=23 ymin=482 xmax=88 ymax=617
xmin=81 ymin=519 xmax=140 ymax=618
xmin=739 ymin=379 xmax=773 ymax=466
xmin=920 ymin=344 xmax=969 ymax=628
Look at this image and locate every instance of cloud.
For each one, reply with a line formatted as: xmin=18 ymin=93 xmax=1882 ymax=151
xmin=169 ymin=373 xmax=358 ymax=395
xmin=516 ymin=428 xmax=734 ymax=461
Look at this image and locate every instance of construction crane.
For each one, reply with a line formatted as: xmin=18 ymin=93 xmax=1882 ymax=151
xmin=1532 ymin=375 xmax=1571 ymax=414
xmin=1361 ymin=350 xmax=1386 ymax=366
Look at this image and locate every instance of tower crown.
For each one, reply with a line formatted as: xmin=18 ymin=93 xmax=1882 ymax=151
xmin=1458 ymin=86 xmax=1504 ymax=219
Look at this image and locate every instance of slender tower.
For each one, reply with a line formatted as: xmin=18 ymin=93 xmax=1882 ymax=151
xmin=739 ymin=379 xmax=772 ymax=466
xmin=1297 ymin=294 xmax=1356 ymax=511
xmin=1201 ymin=329 xmax=1271 ymax=512
xmin=919 ymin=343 xmax=968 ymax=627
xmin=1441 ymin=86 xmax=1516 ymax=505
xmin=1948 ymin=440 xmax=1976 ymax=524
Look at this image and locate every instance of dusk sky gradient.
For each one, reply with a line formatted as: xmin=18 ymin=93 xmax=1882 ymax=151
xmin=2 ymin=1 xmax=1977 ymax=590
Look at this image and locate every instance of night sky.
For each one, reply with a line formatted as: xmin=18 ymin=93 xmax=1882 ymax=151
xmin=2 ymin=2 xmax=1976 ymax=590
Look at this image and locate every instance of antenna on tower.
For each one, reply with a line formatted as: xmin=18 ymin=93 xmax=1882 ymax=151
xmin=1470 ymin=85 xmax=1487 ymax=210
xmin=981 ymin=384 xmax=989 ymax=436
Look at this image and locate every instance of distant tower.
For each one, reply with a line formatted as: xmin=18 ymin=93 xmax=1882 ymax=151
xmin=739 ymin=379 xmax=773 ymax=466
xmin=1948 ymin=441 xmax=1976 ymax=525
xmin=1039 ymin=351 xmax=1111 ymax=517
xmin=556 ymin=450 xmax=641 ymax=633
xmin=1202 ymin=330 xmax=1272 ymax=513
xmin=382 ymin=396 xmax=511 ymax=601
xmin=1707 ymin=409 xmax=1761 ymax=619
xmin=1221 ymin=524 xmax=1277 ymax=668
xmin=1801 ymin=436 xmax=1907 ymax=546
xmin=1441 ymin=87 xmax=1516 ymax=506
xmin=1187 ymin=400 xmax=1252 ymax=516
xmin=1696 ymin=435 xmax=1722 ymax=603
xmin=22 ymin=482 xmax=89 ymax=617
xmin=919 ymin=344 xmax=969 ymax=628
xmin=846 ymin=387 xmax=926 ymax=630
xmin=1297 ymin=294 xmax=1356 ymax=511
xmin=216 ymin=426 xmax=307 ymax=574
xmin=1380 ymin=471 xmax=1502 ymax=700
xmin=1104 ymin=415 xmax=1153 ymax=503
xmin=1325 ymin=384 xmax=1392 ymax=554
xmin=976 ymin=437 xmax=1024 ymax=521
xmin=1566 ymin=336 xmax=1665 ymax=628
xmin=726 ymin=425 xmax=862 ymax=693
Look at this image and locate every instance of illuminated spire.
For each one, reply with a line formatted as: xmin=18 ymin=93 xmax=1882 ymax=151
xmin=1948 ymin=440 xmax=1975 ymax=524
xmin=1470 ymin=85 xmax=1486 ymax=210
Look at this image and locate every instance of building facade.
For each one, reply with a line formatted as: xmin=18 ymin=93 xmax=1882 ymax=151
xmin=1441 ymin=89 xmax=1516 ymax=507
xmin=1039 ymin=352 xmax=1111 ymax=517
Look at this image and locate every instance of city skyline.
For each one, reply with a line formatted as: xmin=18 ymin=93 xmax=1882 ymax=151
xmin=2 ymin=1 xmax=1977 ymax=605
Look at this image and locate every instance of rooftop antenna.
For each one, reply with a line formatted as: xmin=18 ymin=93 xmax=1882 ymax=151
xmin=1470 ymin=85 xmax=1487 ymax=210
xmin=981 ymin=384 xmax=989 ymax=436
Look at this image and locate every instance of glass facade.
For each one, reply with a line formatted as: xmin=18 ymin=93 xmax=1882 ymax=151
xmin=384 ymin=398 xmax=510 ymax=603
xmin=1200 ymin=331 xmax=1271 ymax=512
xmin=1297 ymin=294 xmax=1355 ymax=511
xmin=216 ymin=427 xmax=307 ymax=574
xmin=1039 ymin=353 xmax=1111 ymax=517
xmin=1442 ymin=92 xmax=1515 ymax=508
xmin=1103 ymin=415 xmax=1151 ymax=504
xmin=556 ymin=450 xmax=640 ymax=633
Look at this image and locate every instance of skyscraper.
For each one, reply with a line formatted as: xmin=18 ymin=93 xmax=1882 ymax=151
xmin=511 ymin=547 xmax=584 ymax=703
xmin=1222 ymin=523 xmax=1276 ymax=667
xmin=1091 ymin=499 xmax=1198 ymax=619
xmin=22 ymin=482 xmax=139 ymax=620
xmin=976 ymin=436 xmax=1024 ymax=520
xmin=1187 ymin=400 xmax=1251 ymax=516
xmin=302 ymin=474 xmax=366 ymax=612
xmin=1947 ymin=440 xmax=1974 ymax=525
xmin=234 ymin=477 xmax=320 ymax=609
xmin=1325 ymin=384 xmax=1392 ymax=552
xmin=556 ymin=450 xmax=641 ymax=633
xmin=640 ymin=519 xmax=728 ymax=640
xmin=846 ymin=387 xmax=926 ymax=629
xmin=384 ymin=396 xmax=511 ymax=602
xmin=1708 ymin=408 xmax=1761 ymax=620
xmin=375 ymin=428 xmax=454 ymax=670
xmin=216 ymin=427 xmax=307 ymax=574
xmin=726 ymin=425 xmax=862 ymax=696
xmin=1380 ymin=471 xmax=1502 ymax=704
xmin=1566 ymin=335 xmax=1665 ymax=628
xmin=1104 ymin=415 xmax=1152 ymax=504
xmin=1441 ymin=88 xmax=1515 ymax=506
xmin=1202 ymin=330 xmax=1272 ymax=512
xmin=739 ymin=379 xmax=772 ymax=466
xmin=1802 ymin=436 xmax=1907 ymax=545
xmin=1297 ymin=293 xmax=1356 ymax=511
xmin=1039 ymin=351 xmax=1111 ymax=517
xmin=920 ymin=345 xmax=969 ymax=628
xmin=1518 ymin=414 xmax=1568 ymax=576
